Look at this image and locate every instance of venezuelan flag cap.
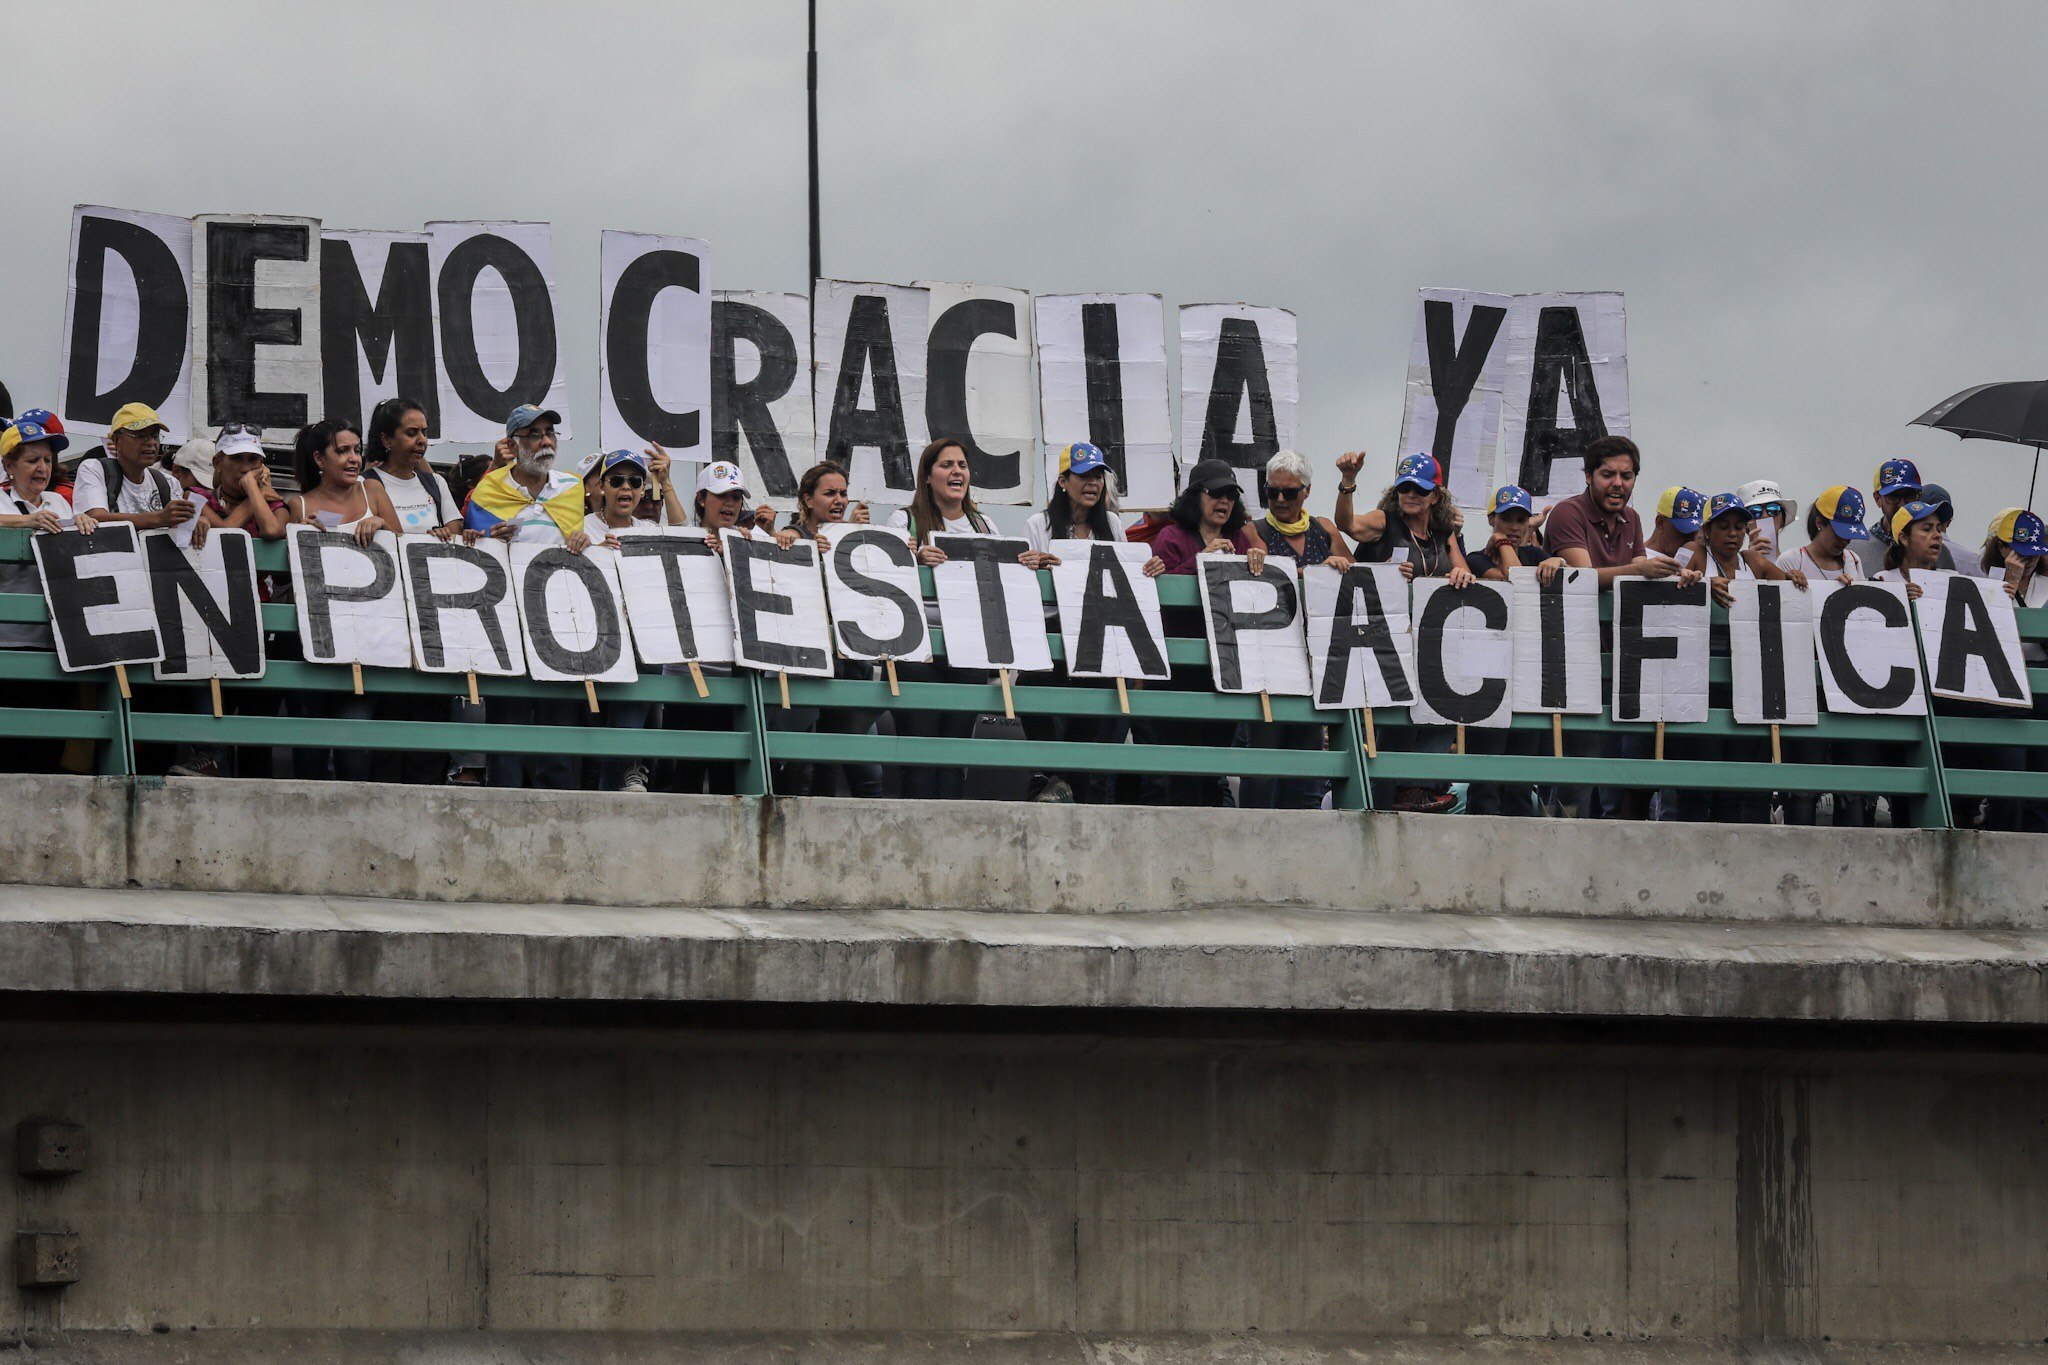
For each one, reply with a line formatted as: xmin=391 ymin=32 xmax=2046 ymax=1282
xmin=1393 ymin=452 xmax=1441 ymax=491
xmin=1813 ymin=486 xmax=1870 ymax=541
xmin=1655 ymin=486 xmax=1705 ymax=535
xmin=0 ymin=409 xmax=67 ymax=461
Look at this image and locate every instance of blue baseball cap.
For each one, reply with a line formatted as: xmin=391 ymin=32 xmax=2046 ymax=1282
xmin=1489 ymin=485 xmax=1534 ymax=516
xmin=1655 ymin=486 xmax=1706 ymax=536
xmin=1705 ymin=493 xmax=1754 ymax=526
xmin=1061 ymin=442 xmax=1109 ymax=477
xmin=1873 ymin=458 xmax=1922 ymax=499
xmin=0 ymin=409 xmax=68 ymax=461
xmin=1889 ymin=499 xmax=1950 ymax=543
xmin=1813 ymin=485 xmax=1871 ymax=542
xmin=506 ymin=404 xmax=562 ymax=437
xmin=2005 ymin=509 xmax=2048 ymax=557
xmin=1394 ymin=452 xmax=1441 ymax=492
xmin=599 ymin=449 xmax=650 ymax=476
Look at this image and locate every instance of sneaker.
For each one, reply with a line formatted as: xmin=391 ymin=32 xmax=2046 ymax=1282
xmin=1032 ymin=776 xmax=1075 ymax=803
xmin=1390 ymin=785 xmax=1456 ymax=814
xmin=620 ymin=765 xmax=650 ymax=794
xmin=166 ymin=755 xmax=223 ymax=778
xmin=448 ymin=767 xmax=485 ymax=786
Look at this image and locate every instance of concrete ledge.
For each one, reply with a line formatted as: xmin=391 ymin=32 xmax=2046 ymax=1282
xmin=11 ymin=1331 xmax=2048 ymax=1364
xmin=1 ymin=884 xmax=2043 ymax=1023
xmin=3 ymin=775 xmax=2045 ymax=930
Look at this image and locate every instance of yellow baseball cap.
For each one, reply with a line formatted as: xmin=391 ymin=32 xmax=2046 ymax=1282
xmin=109 ymin=402 xmax=168 ymax=435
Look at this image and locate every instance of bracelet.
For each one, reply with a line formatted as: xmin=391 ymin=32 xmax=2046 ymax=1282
xmin=1337 ymin=483 xmax=1357 ymax=494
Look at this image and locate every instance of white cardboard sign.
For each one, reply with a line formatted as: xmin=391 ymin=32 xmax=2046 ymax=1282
xmin=398 ymin=533 xmax=526 ymax=676
xmin=1611 ymin=578 xmax=1709 ymax=724
xmin=428 ymin=220 xmax=572 ymax=443
xmin=513 ymin=542 xmax=637 ymax=684
xmin=613 ymin=527 xmax=736 ymax=667
xmin=1032 ymin=292 xmax=1176 ymax=508
xmin=1811 ymin=580 xmax=1928 ymax=717
xmin=1178 ymin=303 xmax=1299 ymax=514
xmin=1410 ymin=580 xmax=1514 ymax=728
xmin=599 ymin=230 xmax=711 ymax=460
xmin=1729 ymin=580 xmax=1820 ymax=726
xmin=1303 ymin=563 xmax=1415 ymax=713
xmin=1049 ymin=541 xmax=1171 ymax=682
xmin=813 ymin=280 xmax=930 ymax=502
xmin=1399 ymin=288 xmax=1513 ymax=511
xmin=821 ymin=523 xmax=932 ymax=664
xmin=1509 ymin=565 xmax=1601 ymax=715
xmin=60 ymin=205 xmax=194 ymax=440
xmin=930 ymin=533 xmax=1053 ymax=673
xmin=1195 ymin=555 xmax=1312 ymax=696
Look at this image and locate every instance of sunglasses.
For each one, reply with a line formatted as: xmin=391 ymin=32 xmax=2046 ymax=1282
xmin=1204 ymin=485 xmax=1241 ymax=501
xmin=217 ymin=423 xmax=264 ymax=440
xmin=1265 ymin=484 xmax=1306 ymax=500
xmin=605 ymin=473 xmax=646 ymax=490
xmin=1755 ymin=502 xmax=1784 ymax=518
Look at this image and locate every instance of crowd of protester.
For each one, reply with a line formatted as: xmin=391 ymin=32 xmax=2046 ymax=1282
xmin=1 ymin=394 xmax=2044 ymax=829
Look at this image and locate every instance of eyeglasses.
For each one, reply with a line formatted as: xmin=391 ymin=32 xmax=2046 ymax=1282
xmin=217 ymin=423 xmax=264 ymax=440
xmin=1265 ymin=484 xmax=1305 ymax=500
xmin=604 ymin=474 xmax=646 ymax=490
xmin=1756 ymin=502 xmax=1784 ymax=518
xmin=1205 ymin=486 xmax=1241 ymax=502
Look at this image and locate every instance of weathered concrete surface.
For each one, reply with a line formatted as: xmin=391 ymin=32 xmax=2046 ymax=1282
xmin=4 ymin=1026 xmax=2047 ymax=1347
xmin=3 ymin=775 xmax=2045 ymax=929
xmin=10 ymin=1333 xmax=2048 ymax=1363
xmin=1 ymin=884 xmax=2045 ymax=1022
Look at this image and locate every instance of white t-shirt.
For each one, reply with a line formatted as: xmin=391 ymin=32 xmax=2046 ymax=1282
xmin=592 ymin=515 xmax=661 ymax=540
xmin=0 ymin=490 xmax=74 ymax=649
xmin=1776 ymin=543 xmax=1863 ymax=582
xmin=1022 ymin=509 xmax=1128 ymax=555
xmin=72 ymin=458 xmax=196 ymax=544
xmin=5 ymin=489 xmax=73 ymax=524
xmin=376 ymin=470 xmax=449 ymax=535
xmin=887 ymin=508 xmax=983 ymax=540
xmin=1675 ymin=545 xmax=1755 ymax=579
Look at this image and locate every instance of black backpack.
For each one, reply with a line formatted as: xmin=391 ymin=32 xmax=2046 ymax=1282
xmin=94 ymin=455 xmax=176 ymax=511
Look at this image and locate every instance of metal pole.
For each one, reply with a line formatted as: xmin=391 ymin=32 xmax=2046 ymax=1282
xmin=807 ymin=0 xmax=821 ymax=321
xmin=2031 ymin=446 xmax=2041 ymax=513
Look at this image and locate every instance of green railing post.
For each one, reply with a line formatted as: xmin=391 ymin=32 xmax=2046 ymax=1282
xmin=98 ymin=674 xmax=133 ymax=777
xmin=737 ymin=671 xmax=774 ymax=797
xmin=1335 ymin=709 xmax=1372 ymax=811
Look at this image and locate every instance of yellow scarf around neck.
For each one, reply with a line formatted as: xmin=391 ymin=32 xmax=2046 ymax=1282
xmin=1265 ymin=508 xmax=1310 ymax=537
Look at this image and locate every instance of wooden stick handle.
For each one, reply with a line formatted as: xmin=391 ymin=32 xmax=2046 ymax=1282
xmin=688 ymin=660 xmax=708 ymax=698
xmin=1771 ymin=722 xmax=1782 ymax=764
xmin=114 ymin=663 xmax=130 ymax=701
xmin=1363 ymin=709 xmax=1377 ymax=759
xmin=1454 ymin=724 xmax=1466 ymax=756
xmin=584 ymin=679 xmax=600 ymax=714
xmin=778 ymin=670 xmax=791 ymax=710
xmin=1115 ymin=676 xmax=1129 ymax=715
xmin=1000 ymin=668 xmax=1015 ymax=720
xmin=1655 ymin=721 xmax=1666 ymax=762
xmin=1552 ymin=712 xmax=1563 ymax=758
xmin=466 ymin=672 xmax=479 ymax=706
xmin=209 ymin=678 xmax=223 ymax=718
xmin=351 ymin=661 xmax=363 ymax=696
xmin=1259 ymin=690 xmax=1272 ymax=724
xmin=885 ymin=657 xmax=899 ymax=697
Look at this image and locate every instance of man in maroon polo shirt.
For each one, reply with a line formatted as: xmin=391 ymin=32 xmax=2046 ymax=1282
xmin=1544 ymin=435 xmax=1698 ymax=588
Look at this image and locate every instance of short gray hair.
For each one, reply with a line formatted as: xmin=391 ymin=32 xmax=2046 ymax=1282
xmin=1266 ymin=449 xmax=1313 ymax=484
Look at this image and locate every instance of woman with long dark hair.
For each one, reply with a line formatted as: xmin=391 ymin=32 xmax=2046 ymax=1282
xmin=772 ymin=461 xmax=883 ymax=799
xmin=884 ymin=439 xmax=1011 ymax=799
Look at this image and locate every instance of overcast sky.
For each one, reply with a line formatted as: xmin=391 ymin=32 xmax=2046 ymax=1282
xmin=7 ymin=0 xmax=2046 ymax=538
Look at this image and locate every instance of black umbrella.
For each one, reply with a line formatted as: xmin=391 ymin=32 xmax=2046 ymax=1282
xmin=1911 ymin=380 xmax=2048 ymax=508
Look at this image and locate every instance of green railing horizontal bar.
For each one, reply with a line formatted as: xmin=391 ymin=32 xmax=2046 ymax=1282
xmin=767 ymin=730 xmax=1356 ymax=779
xmin=1933 ymin=713 xmax=2048 ymax=745
xmin=124 ymin=659 xmax=754 ymax=707
xmin=1361 ymin=710 xmax=1930 ymax=743
xmin=1363 ymin=753 xmax=1933 ymax=796
xmin=126 ymin=712 xmax=756 ymax=762
xmin=778 ymin=676 xmax=1331 ymax=723
xmin=1939 ymin=767 xmax=2048 ymax=800
xmin=0 ymin=706 xmax=121 ymax=742
xmin=0 ymin=652 xmax=107 ymax=683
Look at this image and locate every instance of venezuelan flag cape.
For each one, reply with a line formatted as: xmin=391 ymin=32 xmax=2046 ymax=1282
xmin=465 ymin=466 xmax=585 ymax=539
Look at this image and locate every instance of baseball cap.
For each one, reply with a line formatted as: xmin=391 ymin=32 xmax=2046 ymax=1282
xmin=1735 ymin=478 xmax=1796 ymax=523
xmin=696 ymin=460 xmax=747 ymax=496
xmin=1918 ymin=484 xmax=1953 ymax=523
xmin=505 ymin=404 xmax=562 ymax=437
xmin=1393 ymin=452 xmax=1441 ymax=492
xmin=1655 ymin=486 xmax=1706 ymax=536
xmin=1873 ymin=458 xmax=1922 ymax=499
xmin=1889 ymin=499 xmax=1948 ymax=542
xmin=217 ymin=429 xmax=263 ymax=459
xmin=109 ymin=402 xmax=167 ymax=435
xmin=0 ymin=409 xmax=68 ymax=461
xmin=1991 ymin=508 xmax=2048 ymax=557
xmin=1812 ymin=486 xmax=1871 ymax=542
xmin=1185 ymin=458 xmax=1241 ymax=496
xmin=1060 ymin=442 xmax=1108 ymax=477
xmin=600 ymin=449 xmax=651 ymax=477
xmin=1489 ymin=485 xmax=1534 ymax=516
xmin=171 ymin=438 xmax=219 ymax=490
xmin=1705 ymin=493 xmax=1754 ymax=526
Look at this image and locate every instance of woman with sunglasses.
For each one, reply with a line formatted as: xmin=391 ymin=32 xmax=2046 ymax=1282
xmin=1236 ymin=450 xmax=1353 ymax=809
xmin=766 ymin=461 xmax=884 ymax=799
xmin=578 ymin=450 xmax=667 ymax=793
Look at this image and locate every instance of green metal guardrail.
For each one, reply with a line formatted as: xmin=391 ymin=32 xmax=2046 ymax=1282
xmin=0 ymin=526 xmax=2033 ymax=827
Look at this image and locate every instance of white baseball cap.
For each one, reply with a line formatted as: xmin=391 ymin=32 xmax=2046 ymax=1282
xmin=696 ymin=461 xmax=747 ymax=496
xmin=217 ymin=430 xmax=263 ymax=459
xmin=171 ymin=438 xmax=219 ymax=490
xmin=1735 ymin=478 xmax=1797 ymax=522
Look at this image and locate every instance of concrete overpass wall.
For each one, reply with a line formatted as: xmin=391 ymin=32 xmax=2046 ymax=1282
xmin=1 ymin=778 xmax=2044 ymax=1361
